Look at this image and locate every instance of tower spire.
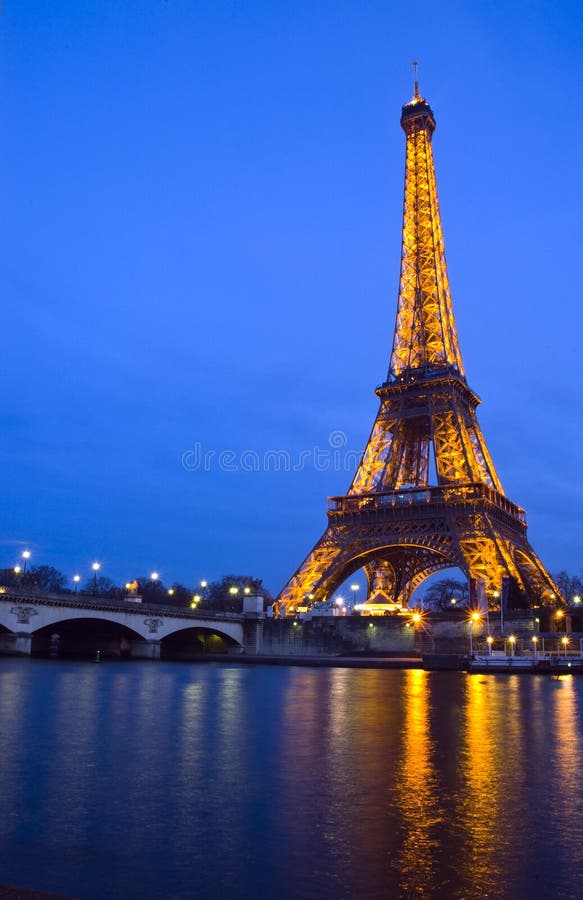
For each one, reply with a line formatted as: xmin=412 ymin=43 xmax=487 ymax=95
xmin=412 ymin=60 xmax=420 ymax=99
xmin=390 ymin=82 xmax=465 ymax=380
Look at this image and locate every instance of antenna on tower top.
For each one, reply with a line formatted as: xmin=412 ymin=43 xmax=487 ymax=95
xmin=412 ymin=60 xmax=420 ymax=98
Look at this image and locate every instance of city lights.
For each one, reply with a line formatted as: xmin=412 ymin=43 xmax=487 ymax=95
xmin=91 ymin=562 xmax=101 ymax=596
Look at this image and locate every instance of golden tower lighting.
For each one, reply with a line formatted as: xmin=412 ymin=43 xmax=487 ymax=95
xmin=276 ymin=69 xmax=560 ymax=616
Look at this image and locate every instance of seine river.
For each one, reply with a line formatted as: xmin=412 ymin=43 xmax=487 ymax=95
xmin=1 ymin=659 xmax=582 ymax=899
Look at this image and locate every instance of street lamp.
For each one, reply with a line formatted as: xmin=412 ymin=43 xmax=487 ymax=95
xmin=22 ymin=550 xmax=31 ymax=573
xmin=13 ymin=566 xmax=22 ymax=575
xmin=191 ymin=593 xmax=202 ymax=609
xmin=168 ymin=588 xmax=175 ymax=597
xmin=531 ymin=635 xmax=538 ymax=659
xmin=573 ymin=595 xmax=581 ymax=606
xmin=486 ymin=635 xmax=494 ymax=655
xmin=508 ymin=635 xmax=516 ymax=657
xmin=229 ymin=586 xmax=239 ymax=595
xmin=561 ymin=636 xmax=569 ymax=657
xmin=200 ymin=580 xmax=208 ymax=589
xmin=73 ymin=574 xmax=80 ymax=594
xmin=150 ymin=572 xmax=159 ymax=581
xmin=493 ymin=589 xmax=502 ymax=634
xmin=92 ymin=562 xmax=100 ymax=596
xmin=468 ymin=610 xmax=481 ymax=657
xmin=244 ymin=587 xmax=251 ymax=595
xmin=350 ymin=583 xmax=360 ymax=608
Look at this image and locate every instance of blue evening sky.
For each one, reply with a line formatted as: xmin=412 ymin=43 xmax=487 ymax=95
xmin=1 ymin=1 xmax=581 ymax=593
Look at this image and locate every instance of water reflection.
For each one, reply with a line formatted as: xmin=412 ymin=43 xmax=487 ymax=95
xmin=456 ymin=674 xmax=505 ymax=894
xmin=395 ymin=669 xmax=442 ymax=896
xmin=1 ymin=660 xmax=583 ymax=899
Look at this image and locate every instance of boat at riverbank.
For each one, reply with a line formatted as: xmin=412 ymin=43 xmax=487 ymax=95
xmin=467 ymin=653 xmax=583 ymax=674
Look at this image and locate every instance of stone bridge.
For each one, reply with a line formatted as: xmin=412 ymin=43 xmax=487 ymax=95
xmin=0 ymin=591 xmax=263 ymax=659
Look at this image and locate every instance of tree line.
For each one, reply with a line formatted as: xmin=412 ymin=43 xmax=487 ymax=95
xmin=420 ymin=570 xmax=583 ymax=610
xmin=0 ymin=566 xmax=271 ymax=611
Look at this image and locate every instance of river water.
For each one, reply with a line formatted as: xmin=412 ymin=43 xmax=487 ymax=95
xmin=0 ymin=659 xmax=582 ymax=899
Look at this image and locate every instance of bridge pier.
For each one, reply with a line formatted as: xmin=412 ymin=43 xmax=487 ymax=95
xmin=242 ymin=597 xmax=265 ymax=654
xmin=130 ymin=639 xmax=161 ymax=660
xmin=0 ymin=633 xmax=32 ymax=656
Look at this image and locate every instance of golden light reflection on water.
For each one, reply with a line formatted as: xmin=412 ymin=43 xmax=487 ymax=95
xmin=552 ymin=677 xmax=581 ymax=818
xmin=394 ymin=669 xmax=442 ymax=896
xmin=2 ymin=662 xmax=583 ymax=899
xmin=457 ymin=675 xmax=504 ymax=888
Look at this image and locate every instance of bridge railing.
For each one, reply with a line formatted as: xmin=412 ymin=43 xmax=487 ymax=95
xmin=0 ymin=589 xmax=243 ymax=621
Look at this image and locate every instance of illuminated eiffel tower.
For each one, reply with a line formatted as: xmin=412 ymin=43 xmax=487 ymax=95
xmin=276 ymin=69 xmax=561 ymax=616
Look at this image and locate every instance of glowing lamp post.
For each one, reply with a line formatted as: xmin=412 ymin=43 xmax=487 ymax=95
xmin=487 ymin=635 xmax=494 ymax=656
xmin=508 ymin=635 xmax=516 ymax=657
xmin=22 ymin=550 xmax=31 ymax=573
xmin=91 ymin=562 xmax=101 ymax=595
xmin=468 ymin=611 xmax=481 ymax=657
xmin=561 ymin=636 xmax=569 ymax=658
xmin=493 ymin=589 xmax=502 ymax=634
xmin=351 ymin=583 xmax=360 ymax=608
xmin=73 ymin=574 xmax=80 ymax=595
xmin=531 ymin=635 xmax=538 ymax=659
xmin=409 ymin=611 xmax=422 ymax=649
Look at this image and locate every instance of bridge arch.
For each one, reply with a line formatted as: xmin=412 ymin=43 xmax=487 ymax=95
xmin=31 ymin=616 xmax=144 ymax=659
xmin=0 ymin=598 xmax=245 ymax=657
xmin=312 ymin=541 xmax=459 ymax=608
xmin=161 ymin=625 xmax=241 ymax=659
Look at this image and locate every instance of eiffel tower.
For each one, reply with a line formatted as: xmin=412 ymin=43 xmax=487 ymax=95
xmin=276 ymin=70 xmax=561 ymax=616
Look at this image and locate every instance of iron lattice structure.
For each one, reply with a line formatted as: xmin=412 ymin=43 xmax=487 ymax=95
xmin=275 ymin=81 xmax=561 ymax=616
